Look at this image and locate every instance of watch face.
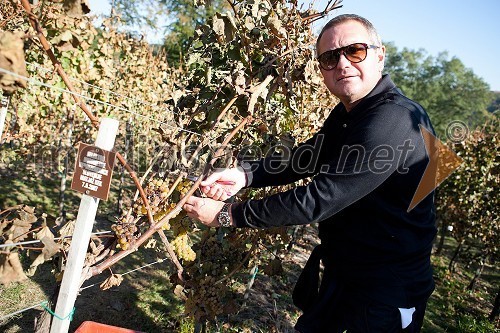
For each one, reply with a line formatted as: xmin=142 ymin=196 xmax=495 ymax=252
xmin=218 ymin=212 xmax=229 ymax=227
xmin=219 ymin=215 xmax=231 ymax=227
xmin=218 ymin=204 xmax=231 ymax=227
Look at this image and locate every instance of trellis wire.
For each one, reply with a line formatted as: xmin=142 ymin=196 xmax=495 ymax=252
xmin=79 ymin=257 xmax=167 ymax=291
xmin=25 ymin=61 xmax=176 ymax=115
xmin=0 ymin=230 xmax=112 ymax=249
xmin=25 ymin=61 xmax=222 ymax=149
xmin=0 ymin=66 xmax=202 ymax=137
xmin=24 ymin=62 xmax=214 ymax=149
xmin=0 ymin=300 xmax=47 ymax=322
xmin=0 ymin=257 xmax=168 ymax=322
xmin=2 ymin=64 xmax=244 ymax=179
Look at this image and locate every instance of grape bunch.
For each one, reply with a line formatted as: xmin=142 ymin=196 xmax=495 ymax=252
xmin=133 ymin=178 xmax=170 ymax=216
xmin=176 ymin=179 xmax=191 ymax=198
xmin=184 ymin=276 xmax=226 ymax=320
xmin=170 ymin=212 xmax=195 ymax=261
xmin=153 ymin=202 xmax=178 ymax=230
xmin=171 ymin=233 xmax=196 ymax=262
xmin=111 ymin=217 xmax=139 ymax=251
xmin=194 ymin=230 xmax=244 ymax=276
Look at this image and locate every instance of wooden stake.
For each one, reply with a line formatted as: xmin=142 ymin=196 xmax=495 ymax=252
xmin=50 ymin=118 xmax=119 ymax=333
xmin=0 ymin=96 xmax=9 ymax=143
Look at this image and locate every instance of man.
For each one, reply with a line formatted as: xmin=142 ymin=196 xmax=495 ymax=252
xmin=183 ymin=14 xmax=437 ymax=332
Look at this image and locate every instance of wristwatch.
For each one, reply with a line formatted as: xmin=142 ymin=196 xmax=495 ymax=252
xmin=217 ymin=203 xmax=232 ymax=227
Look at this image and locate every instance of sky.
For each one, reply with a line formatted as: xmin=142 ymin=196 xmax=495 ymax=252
xmin=88 ymin=0 xmax=500 ymax=91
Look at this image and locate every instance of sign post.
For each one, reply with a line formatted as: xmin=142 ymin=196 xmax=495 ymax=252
xmin=0 ymin=96 xmax=9 ymax=143
xmin=50 ymin=118 xmax=119 ymax=333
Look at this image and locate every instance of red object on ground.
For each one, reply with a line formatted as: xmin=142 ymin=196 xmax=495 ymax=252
xmin=75 ymin=321 xmax=144 ymax=333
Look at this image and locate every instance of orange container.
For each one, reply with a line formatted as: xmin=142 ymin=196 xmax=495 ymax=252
xmin=75 ymin=321 xmax=144 ymax=333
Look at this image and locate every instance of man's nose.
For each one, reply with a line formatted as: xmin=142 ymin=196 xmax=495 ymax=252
xmin=337 ymin=52 xmax=351 ymax=68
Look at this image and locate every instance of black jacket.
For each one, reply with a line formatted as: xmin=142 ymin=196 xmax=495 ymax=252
xmin=231 ymin=74 xmax=437 ymax=308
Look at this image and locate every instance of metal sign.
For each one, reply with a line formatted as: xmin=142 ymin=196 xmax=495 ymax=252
xmin=71 ymin=142 xmax=116 ymax=200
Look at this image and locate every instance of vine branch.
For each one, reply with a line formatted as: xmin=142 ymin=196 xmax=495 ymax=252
xmin=18 ymin=0 xmax=184 ymax=281
xmin=90 ymin=115 xmax=252 ymax=277
xmin=301 ymin=0 xmax=343 ymax=24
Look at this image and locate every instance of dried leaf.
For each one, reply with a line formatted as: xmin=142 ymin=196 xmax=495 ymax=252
xmin=8 ymin=217 xmax=33 ymax=241
xmin=267 ymin=14 xmax=286 ymax=38
xmin=5 ymin=206 xmax=38 ymax=242
xmin=58 ymin=31 xmax=73 ymax=43
xmin=63 ymin=0 xmax=90 ymax=16
xmin=173 ymin=284 xmax=187 ymax=301
xmin=40 ymin=236 xmax=60 ymax=259
xmin=0 ymin=31 xmax=28 ymax=94
xmin=0 ymin=219 xmax=9 ymax=235
xmin=22 ymin=205 xmax=35 ymax=215
xmin=100 ymin=273 xmax=123 ymax=290
xmin=26 ymin=253 xmax=45 ymax=277
xmin=26 ymin=226 xmax=60 ymax=276
xmin=212 ymin=14 xmax=235 ymax=44
xmin=19 ymin=206 xmax=37 ymax=223
xmin=36 ymin=226 xmax=60 ymax=258
xmin=36 ymin=225 xmax=53 ymax=241
xmin=58 ymin=220 xmax=75 ymax=240
xmin=0 ymin=251 xmax=28 ymax=285
xmin=57 ymin=42 xmax=75 ymax=52
xmin=212 ymin=16 xmax=225 ymax=40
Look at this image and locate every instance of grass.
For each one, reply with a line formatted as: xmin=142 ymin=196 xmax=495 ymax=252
xmin=0 ymin=254 xmax=55 ymax=333
xmin=2 ymin=237 xmax=499 ymax=332
xmin=422 ymin=242 xmax=500 ymax=333
xmin=65 ymin=248 xmax=186 ymax=332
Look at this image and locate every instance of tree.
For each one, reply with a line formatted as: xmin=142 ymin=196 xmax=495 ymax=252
xmin=110 ymin=0 xmax=169 ymax=34
xmin=487 ymin=91 xmax=500 ymax=114
xmin=3 ymin=1 xmax=335 ymax=330
xmin=161 ymin=0 xmax=229 ymax=65
xmin=107 ymin=0 xmax=228 ymax=65
xmin=384 ymin=42 xmax=493 ymax=137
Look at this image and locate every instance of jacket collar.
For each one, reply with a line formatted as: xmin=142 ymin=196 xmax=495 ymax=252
xmin=335 ymin=74 xmax=398 ymax=117
xmin=362 ymin=74 xmax=397 ymax=102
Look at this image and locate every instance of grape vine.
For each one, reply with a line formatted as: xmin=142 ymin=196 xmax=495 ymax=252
xmin=0 ymin=0 xmax=340 ymax=329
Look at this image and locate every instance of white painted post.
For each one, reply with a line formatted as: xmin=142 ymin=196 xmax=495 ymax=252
xmin=50 ymin=118 xmax=119 ymax=333
xmin=0 ymin=96 xmax=10 ymax=143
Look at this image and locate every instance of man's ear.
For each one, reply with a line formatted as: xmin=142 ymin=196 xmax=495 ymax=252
xmin=378 ymin=44 xmax=386 ymax=72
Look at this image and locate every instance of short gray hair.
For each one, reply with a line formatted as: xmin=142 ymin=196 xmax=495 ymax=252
xmin=316 ymin=14 xmax=382 ymax=55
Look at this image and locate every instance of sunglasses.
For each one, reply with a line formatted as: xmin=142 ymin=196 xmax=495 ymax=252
xmin=317 ymin=43 xmax=379 ymax=71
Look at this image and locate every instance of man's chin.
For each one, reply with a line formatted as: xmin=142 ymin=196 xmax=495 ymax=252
xmin=333 ymin=88 xmax=357 ymax=100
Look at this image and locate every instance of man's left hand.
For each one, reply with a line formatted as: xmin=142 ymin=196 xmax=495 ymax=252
xmin=183 ymin=196 xmax=225 ymax=227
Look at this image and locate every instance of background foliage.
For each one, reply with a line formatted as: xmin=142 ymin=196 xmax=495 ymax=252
xmin=384 ymin=42 xmax=494 ymax=137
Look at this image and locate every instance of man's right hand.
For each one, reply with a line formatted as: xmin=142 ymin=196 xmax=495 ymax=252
xmin=200 ymin=166 xmax=247 ymax=201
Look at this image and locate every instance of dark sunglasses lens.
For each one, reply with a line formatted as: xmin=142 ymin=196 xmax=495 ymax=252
xmin=344 ymin=43 xmax=368 ymax=63
xmin=319 ymin=50 xmax=340 ymax=70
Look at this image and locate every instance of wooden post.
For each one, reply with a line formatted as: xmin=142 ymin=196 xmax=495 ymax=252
xmin=50 ymin=118 xmax=119 ymax=333
xmin=0 ymin=96 xmax=10 ymax=143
